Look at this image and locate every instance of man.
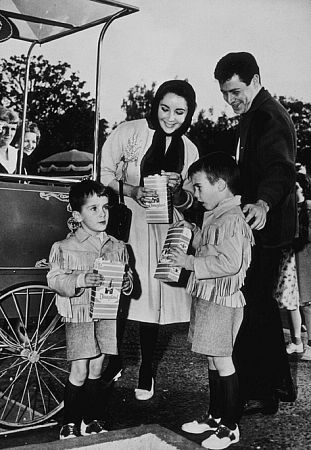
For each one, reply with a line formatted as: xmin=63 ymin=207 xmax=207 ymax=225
xmin=214 ymin=52 xmax=297 ymax=415
xmin=0 ymin=106 xmax=19 ymax=173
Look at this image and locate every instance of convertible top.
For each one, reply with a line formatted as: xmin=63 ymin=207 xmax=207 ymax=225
xmin=0 ymin=0 xmax=138 ymax=43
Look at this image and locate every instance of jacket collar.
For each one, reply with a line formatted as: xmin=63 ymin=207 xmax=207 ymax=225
xmin=244 ymin=87 xmax=271 ymax=115
xmin=74 ymin=226 xmax=110 ymax=246
xmin=203 ymin=195 xmax=241 ymax=222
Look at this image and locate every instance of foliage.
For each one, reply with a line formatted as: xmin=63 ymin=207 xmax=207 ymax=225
xmin=189 ymin=108 xmax=238 ymax=156
xmin=278 ymin=96 xmax=311 ymax=163
xmin=121 ymin=82 xmax=156 ymax=121
xmin=0 ymin=55 xmax=97 ymax=158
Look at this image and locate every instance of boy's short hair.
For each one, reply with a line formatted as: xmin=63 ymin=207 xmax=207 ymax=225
xmin=214 ymin=52 xmax=260 ymax=85
xmin=188 ymin=152 xmax=241 ymax=195
xmin=69 ymin=179 xmax=110 ymax=212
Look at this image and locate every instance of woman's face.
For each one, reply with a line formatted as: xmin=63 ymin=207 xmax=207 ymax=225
xmin=158 ymin=93 xmax=188 ymax=134
xmin=23 ymin=131 xmax=38 ymax=156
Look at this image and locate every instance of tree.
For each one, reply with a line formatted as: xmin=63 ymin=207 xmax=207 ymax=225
xmin=0 ymin=55 xmax=98 ymax=158
xmin=278 ymin=96 xmax=311 ymax=162
xmin=121 ymin=82 xmax=156 ymax=121
xmin=189 ymin=108 xmax=238 ymax=156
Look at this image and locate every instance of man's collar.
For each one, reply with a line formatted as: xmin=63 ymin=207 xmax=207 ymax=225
xmin=244 ymin=87 xmax=271 ymax=115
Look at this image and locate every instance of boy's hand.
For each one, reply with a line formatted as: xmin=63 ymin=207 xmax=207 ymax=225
xmin=169 ymin=247 xmax=188 ymax=268
xmin=172 ymin=219 xmax=194 ymax=231
xmin=82 ymin=270 xmax=105 ymax=287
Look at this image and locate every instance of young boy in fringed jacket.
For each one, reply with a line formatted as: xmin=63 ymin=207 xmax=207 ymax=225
xmin=47 ymin=180 xmax=133 ymax=440
xmin=170 ymin=152 xmax=254 ymax=450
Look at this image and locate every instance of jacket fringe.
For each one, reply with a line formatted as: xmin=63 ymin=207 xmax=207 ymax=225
xmin=187 ymin=214 xmax=254 ymax=308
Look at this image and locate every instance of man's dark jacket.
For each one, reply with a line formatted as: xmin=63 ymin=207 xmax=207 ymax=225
xmin=239 ymin=87 xmax=297 ymax=248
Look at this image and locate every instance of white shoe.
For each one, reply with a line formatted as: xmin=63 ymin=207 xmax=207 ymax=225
xmin=286 ymin=342 xmax=304 ymax=354
xmin=182 ymin=415 xmax=220 ymax=434
xmin=135 ymin=378 xmax=154 ymax=400
xmin=301 ymin=344 xmax=311 ymax=360
xmin=202 ymin=424 xmax=240 ymax=449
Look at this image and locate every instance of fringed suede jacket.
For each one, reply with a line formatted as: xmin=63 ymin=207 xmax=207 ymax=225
xmin=47 ymin=227 xmax=133 ymax=322
xmin=184 ymin=196 xmax=254 ymax=308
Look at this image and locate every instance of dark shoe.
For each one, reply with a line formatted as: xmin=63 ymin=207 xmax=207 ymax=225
xmin=80 ymin=419 xmax=108 ymax=436
xmin=261 ymin=394 xmax=279 ymax=415
xmin=59 ymin=423 xmax=80 ymax=440
xmin=182 ymin=414 xmax=221 ymax=434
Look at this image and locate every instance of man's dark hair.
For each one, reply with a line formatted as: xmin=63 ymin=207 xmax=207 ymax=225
xmin=188 ymin=151 xmax=241 ymax=195
xmin=214 ymin=52 xmax=260 ymax=85
xmin=69 ymin=179 xmax=110 ymax=212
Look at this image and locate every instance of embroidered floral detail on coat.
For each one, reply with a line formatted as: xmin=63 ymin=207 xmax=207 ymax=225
xmin=120 ymin=133 xmax=141 ymax=181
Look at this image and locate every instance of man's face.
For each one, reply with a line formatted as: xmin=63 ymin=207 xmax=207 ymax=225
xmin=219 ymin=74 xmax=259 ymax=115
xmin=0 ymin=121 xmax=17 ymax=147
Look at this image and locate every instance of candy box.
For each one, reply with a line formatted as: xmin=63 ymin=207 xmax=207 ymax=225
xmin=90 ymin=258 xmax=125 ymax=319
xmin=154 ymin=225 xmax=192 ymax=282
xmin=144 ymin=174 xmax=173 ymax=224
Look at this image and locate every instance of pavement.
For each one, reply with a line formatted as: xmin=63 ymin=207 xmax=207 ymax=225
xmin=0 ymin=314 xmax=310 ymax=450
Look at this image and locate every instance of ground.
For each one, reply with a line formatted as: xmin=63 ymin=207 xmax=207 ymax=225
xmin=0 ymin=318 xmax=310 ymax=450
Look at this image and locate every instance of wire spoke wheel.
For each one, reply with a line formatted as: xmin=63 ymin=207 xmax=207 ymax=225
xmin=0 ymin=284 xmax=68 ymax=427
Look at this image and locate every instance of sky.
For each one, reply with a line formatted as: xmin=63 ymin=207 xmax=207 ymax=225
xmin=1 ymin=0 xmax=311 ymax=128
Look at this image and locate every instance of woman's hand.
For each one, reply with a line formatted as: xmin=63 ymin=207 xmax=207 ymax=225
xmin=130 ymin=186 xmax=158 ymax=208
xmin=161 ymin=170 xmax=183 ymax=193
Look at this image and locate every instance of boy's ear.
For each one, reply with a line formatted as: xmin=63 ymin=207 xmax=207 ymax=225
xmin=72 ymin=210 xmax=82 ymax=223
xmin=218 ymin=178 xmax=227 ymax=192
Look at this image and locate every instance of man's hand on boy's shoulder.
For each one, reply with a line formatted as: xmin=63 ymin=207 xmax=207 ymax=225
xmin=242 ymin=199 xmax=269 ymax=230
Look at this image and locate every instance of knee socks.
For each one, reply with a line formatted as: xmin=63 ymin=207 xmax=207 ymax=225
xmin=220 ymin=372 xmax=240 ymax=430
xmin=138 ymin=322 xmax=159 ymax=390
xmin=83 ymin=377 xmax=105 ymax=424
xmin=63 ymin=380 xmax=83 ymax=426
xmin=207 ymin=369 xmax=222 ymax=419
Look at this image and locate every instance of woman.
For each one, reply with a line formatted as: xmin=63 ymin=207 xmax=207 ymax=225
xmin=13 ymin=120 xmax=41 ymax=174
xmin=100 ymin=79 xmax=198 ymax=399
xmin=0 ymin=106 xmax=19 ymax=174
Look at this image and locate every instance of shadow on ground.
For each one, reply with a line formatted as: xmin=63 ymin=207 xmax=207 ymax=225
xmin=1 ymin=320 xmax=310 ymax=449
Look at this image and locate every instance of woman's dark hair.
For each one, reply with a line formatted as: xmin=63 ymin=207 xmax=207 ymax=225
xmin=214 ymin=52 xmax=260 ymax=85
xmin=188 ymin=151 xmax=241 ymax=195
xmin=148 ymin=79 xmax=196 ymax=136
xmin=69 ymin=179 xmax=110 ymax=212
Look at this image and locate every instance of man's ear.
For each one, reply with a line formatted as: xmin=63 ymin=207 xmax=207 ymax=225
xmin=72 ymin=210 xmax=82 ymax=223
xmin=218 ymin=178 xmax=227 ymax=192
xmin=252 ymin=74 xmax=260 ymax=87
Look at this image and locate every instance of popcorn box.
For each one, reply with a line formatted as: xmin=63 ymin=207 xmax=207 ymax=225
xmin=144 ymin=175 xmax=173 ymax=224
xmin=90 ymin=258 xmax=125 ymax=319
xmin=154 ymin=226 xmax=192 ymax=282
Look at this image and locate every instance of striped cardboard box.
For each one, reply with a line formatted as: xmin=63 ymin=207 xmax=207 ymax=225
xmin=90 ymin=258 xmax=125 ymax=319
xmin=144 ymin=175 xmax=173 ymax=224
xmin=154 ymin=226 xmax=192 ymax=282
